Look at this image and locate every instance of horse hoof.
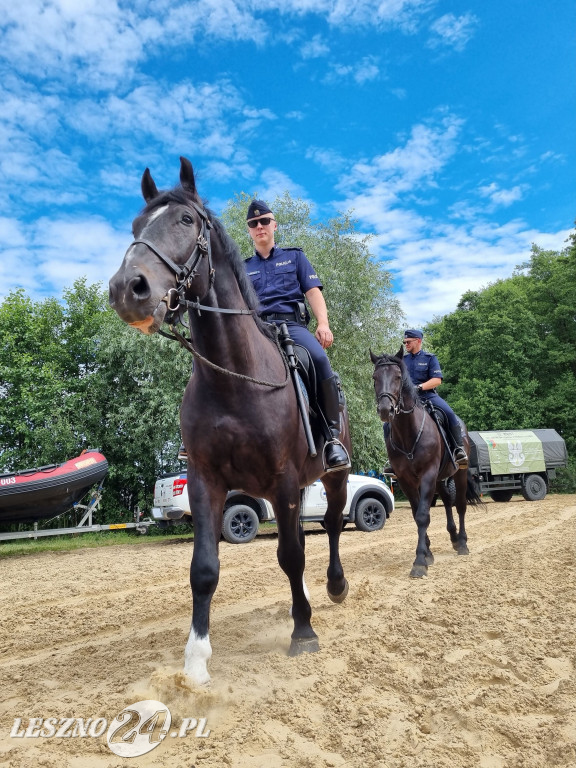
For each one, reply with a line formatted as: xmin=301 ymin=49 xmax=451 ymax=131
xmin=289 ymin=636 xmax=320 ymax=656
xmin=410 ymin=565 xmax=428 ymax=579
xmin=327 ymin=579 xmax=349 ymax=604
xmin=458 ymin=546 xmax=470 ymax=556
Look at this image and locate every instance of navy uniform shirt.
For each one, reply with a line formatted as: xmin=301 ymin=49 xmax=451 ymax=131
xmin=244 ymin=246 xmax=323 ymax=317
xmin=404 ymin=349 xmax=443 ymax=398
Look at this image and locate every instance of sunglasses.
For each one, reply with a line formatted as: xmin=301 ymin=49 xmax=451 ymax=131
xmin=247 ymin=217 xmax=275 ymax=228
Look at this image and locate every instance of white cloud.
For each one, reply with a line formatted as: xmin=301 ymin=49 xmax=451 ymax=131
xmin=305 ymin=146 xmax=346 ymax=174
xmin=256 ymin=168 xmax=310 ymax=204
xmin=478 ymin=182 xmax=529 ymax=208
xmin=328 ymin=0 xmax=430 ymax=32
xmin=389 ymin=224 xmax=571 ymax=326
xmin=0 ymin=215 xmax=128 ymax=302
xmin=328 ymin=113 xmax=569 ymax=327
xmin=341 ymin=115 xmax=464 ymax=206
xmin=301 ymin=34 xmax=330 ymax=59
xmin=428 ymin=12 xmax=479 ymax=52
xmin=325 ymin=55 xmax=381 ymax=84
xmin=0 ymin=0 xmax=431 ymax=92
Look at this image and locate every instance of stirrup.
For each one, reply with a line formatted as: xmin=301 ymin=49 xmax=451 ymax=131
xmin=454 ymin=448 xmax=468 ymax=469
xmin=322 ymin=439 xmax=351 ymax=473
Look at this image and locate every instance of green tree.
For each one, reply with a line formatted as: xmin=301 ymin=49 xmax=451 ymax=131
xmin=0 ymin=280 xmax=189 ymax=523
xmin=426 ymin=229 xmax=576 ymax=490
xmin=87 ymin=316 xmax=191 ymax=515
xmin=426 ymin=277 xmax=545 ymax=429
xmin=222 ymin=192 xmax=404 ymax=470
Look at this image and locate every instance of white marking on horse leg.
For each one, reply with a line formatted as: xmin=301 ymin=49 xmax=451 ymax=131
xmin=184 ymin=629 xmax=212 ymax=685
xmin=289 ymin=576 xmax=310 ymax=617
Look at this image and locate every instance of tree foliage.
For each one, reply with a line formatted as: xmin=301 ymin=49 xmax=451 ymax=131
xmin=0 ymin=195 xmax=404 ymax=526
xmin=0 ymin=279 xmax=190 ymax=522
xmin=425 ymin=230 xmax=576 ymax=489
xmin=222 ymin=192 xmax=405 ymax=470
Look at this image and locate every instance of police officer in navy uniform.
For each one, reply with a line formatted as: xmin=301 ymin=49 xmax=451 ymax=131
xmin=403 ymin=329 xmax=468 ymax=468
xmin=244 ymin=199 xmax=350 ymax=470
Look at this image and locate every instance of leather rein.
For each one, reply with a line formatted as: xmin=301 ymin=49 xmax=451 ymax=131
xmin=129 ymin=200 xmax=289 ymax=388
xmin=375 ymin=359 xmax=426 ymax=460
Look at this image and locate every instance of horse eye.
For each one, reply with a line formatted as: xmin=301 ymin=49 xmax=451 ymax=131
xmin=181 ymin=214 xmax=194 ymax=226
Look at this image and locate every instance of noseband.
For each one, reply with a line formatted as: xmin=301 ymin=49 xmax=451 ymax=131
xmin=374 ymin=360 xmax=416 ymax=416
xmin=130 ymin=200 xmax=215 ymax=312
xmin=127 ymin=199 xmax=287 ymax=388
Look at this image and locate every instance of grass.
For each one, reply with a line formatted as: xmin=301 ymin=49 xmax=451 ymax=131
xmin=0 ymin=526 xmax=195 ymax=559
xmin=0 ymin=521 xmax=279 ymax=559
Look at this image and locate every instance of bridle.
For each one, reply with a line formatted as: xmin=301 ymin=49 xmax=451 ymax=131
xmin=128 ymin=199 xmax=289 ymax=389
xmin=374 ymin=360 xmax=417 ymax=417
xmin=131 ymin=201 xmax=213 ymax=312
xmin=374 ymin=359 xmax=426 ymax=460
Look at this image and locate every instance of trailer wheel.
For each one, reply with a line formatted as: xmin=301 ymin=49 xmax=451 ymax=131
xmin=521 ymin=474 xmax=547 ymax=502
xmin=489 ymin=490 xmax=514 ymax=503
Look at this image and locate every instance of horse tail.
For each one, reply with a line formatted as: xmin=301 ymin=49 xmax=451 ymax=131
xmin=465 ymin=470 xmax=485 ymax=507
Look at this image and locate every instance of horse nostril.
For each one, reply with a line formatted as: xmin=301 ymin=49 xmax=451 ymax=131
xmin=129 ymin=274 xmax=151 ymax=300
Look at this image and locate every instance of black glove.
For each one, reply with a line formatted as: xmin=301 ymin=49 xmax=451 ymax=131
xmin=416 ymin=384 xmax=423 ymax=393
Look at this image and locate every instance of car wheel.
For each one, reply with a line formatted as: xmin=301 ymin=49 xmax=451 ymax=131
xmin=355 ymin=498 xmax=386 ymax=532
xmin=489 ymin=489 xmax=514 ymax=503
xmin=521 ymin=474 xmax=547 ymax=502
xmin=222 ymin=505 xmax=259 ymax=544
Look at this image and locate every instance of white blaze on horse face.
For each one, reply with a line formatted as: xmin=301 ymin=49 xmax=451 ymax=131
xmin=184 ymin=630 xmax=212 ymax=685
xmin=125 ymin=205 xmax=169 ymax=265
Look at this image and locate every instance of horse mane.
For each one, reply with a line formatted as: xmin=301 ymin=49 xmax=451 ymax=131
xmin=141 ymin=187 xmax=275 ymax=340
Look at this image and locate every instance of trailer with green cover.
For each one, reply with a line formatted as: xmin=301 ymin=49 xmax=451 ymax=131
xmin=467 ymin=429 xmax=568 ymax=502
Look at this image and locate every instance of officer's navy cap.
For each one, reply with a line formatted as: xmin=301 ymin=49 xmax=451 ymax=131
xmin=404 ymin=329 xmax=423 ymax=340
xmin=247 ymin=199 xmax=273 ymax=220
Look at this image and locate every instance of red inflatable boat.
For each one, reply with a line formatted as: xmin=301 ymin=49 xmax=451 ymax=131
xmin=0 ymin=450 xmax=109 ymax=524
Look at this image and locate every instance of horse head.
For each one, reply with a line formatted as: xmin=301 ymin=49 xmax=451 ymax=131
xmin=109 ymin=157 xmax=214 ymax=334
xmin=370 ymin=346 xmax=413 ymax=422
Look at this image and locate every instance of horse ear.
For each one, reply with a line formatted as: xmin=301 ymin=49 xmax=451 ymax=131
xmin=179 ymin=156 xmax=197 ymax=195
xmin=141 ymin=168 xmax=159 ymax=203
xmin=396 ymin=345 xmax=404 ymax=359
xmin=369 ymin=349 xmax=380 ymax=364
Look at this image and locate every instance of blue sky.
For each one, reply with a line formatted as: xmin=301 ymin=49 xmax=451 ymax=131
xmin=0 ymin=0 xmax=573 ymax=327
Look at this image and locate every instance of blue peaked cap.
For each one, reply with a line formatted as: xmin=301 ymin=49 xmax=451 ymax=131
xmin=403 ymin=329 xmax=423 ymax=340
xmin=246 ymin=199 xmax=273 ymax=220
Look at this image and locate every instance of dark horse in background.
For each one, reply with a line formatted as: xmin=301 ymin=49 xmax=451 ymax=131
xmin=109 ymin=157 xmax=351 ymax=684
xmin=370 ymin=348 xmax=482 ymax=578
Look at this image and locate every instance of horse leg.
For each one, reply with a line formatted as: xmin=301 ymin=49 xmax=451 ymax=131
xmin=410 ymin=475 xmax=437 ymax=578
xmin=438 ymin=481 xmax=459 ymax=547
xmin=443 ymin=470 xmax=469 ymax=555
xmin=275 ymin=488 xmax=319 ymax=656
xmin=183 ymin=483 xmax=225 ymax=685
xmin=321 ymin=473 xmax=349 ymax=603
xmin=453 ymin=470 xmax=469 ymax=555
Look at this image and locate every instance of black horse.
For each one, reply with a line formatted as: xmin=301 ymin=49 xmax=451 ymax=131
xmin=370 ymin=347 xmax=482 ymax=578
xmin=109 ymin=157 xmax=351 ymax=684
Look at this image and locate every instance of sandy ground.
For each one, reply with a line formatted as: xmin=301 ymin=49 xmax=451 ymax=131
xmin=1 ymin=494 xmax=575 ymax=768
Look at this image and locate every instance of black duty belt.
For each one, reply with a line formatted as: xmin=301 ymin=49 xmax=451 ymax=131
xmin=261 ymin=312 xmax=305 ymax=325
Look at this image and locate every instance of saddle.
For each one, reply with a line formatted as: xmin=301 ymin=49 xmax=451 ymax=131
xmin=422 ymin=401 xmax=457 ymax=473
xmin=275 ymin=327 xmax=345 ymax=439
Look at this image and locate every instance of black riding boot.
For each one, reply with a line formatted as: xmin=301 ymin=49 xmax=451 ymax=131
xmin=450 ymin=422 xmax=469 ymax=469
xmin=319 ymin=376 xmax=351 ymax=471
